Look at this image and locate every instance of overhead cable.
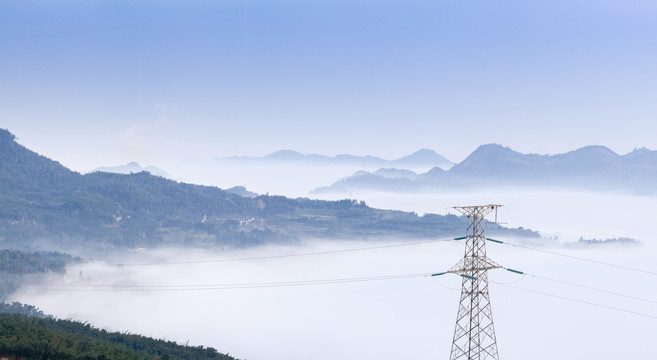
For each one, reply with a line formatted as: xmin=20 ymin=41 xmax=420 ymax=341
xmin=491 ymin=280 xmax=657 ymax=320
xmin=22 ymin=272 xmax=430 ymax=292
xmin=503 ymin=268 xmax=657 ymax=305
xmin=77 ymin=237 xmax=460 ymax=267
xmin=486 ymin=238 xmax=657 ymax=276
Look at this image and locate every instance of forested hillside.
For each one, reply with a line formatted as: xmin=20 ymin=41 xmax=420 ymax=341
xmin=0 ymin=129 xmax=538 ymax=251
xmin=0 ymin=249 xmax=76 ymax=300
xmin=0 ymin=312 xmax=236 ymax=360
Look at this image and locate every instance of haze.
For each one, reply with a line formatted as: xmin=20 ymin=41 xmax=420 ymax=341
xmin=2 ymin=1 xmax=657 ymax=177
xmin=3 ymin=1 xmax=656 ymax=359
xmin=10 ymin=190 xmax=657 ymax=360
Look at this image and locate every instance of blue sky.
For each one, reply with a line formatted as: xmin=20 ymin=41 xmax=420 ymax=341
xmin=2 ymin=1 xmax=656 ymax=172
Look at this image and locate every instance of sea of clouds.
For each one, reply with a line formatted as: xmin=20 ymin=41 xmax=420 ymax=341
xmin=11 ymin=190 xmax=657 ymax=360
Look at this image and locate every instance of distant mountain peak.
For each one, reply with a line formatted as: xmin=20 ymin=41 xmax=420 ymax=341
xmin=566 ymin=145 xmax=616 ymax=155
xmin=393 ymin=148 xmax=454 ymax=169
xmin=0 ymin=131 xmax=540 ymax=249
xmin=220 ymin=149 xmax=453 ymax=169
xmin=472 ymin=143 xmax=514 ymax=154
xmin=313 ymin=143 xmax=657 ymax=195
xmin=407 ymin=148 xmax=439 ymax=156
xmin=264 ymin=149 xmax=305 ymax=160
xmin=555 ymin=145 xmax=619 ymax=163
xmin=93 ymin=162 xmax=173 ymax=179
xmin=459 ymin=144 xmax=524 ymax=165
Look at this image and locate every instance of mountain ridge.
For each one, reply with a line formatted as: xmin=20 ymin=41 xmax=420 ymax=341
xmin=0 ymin=129 xmax=537 ymax=251
xmin=218 ymin=148 xmax=455 ymax=170
xmin=312 ymin=143 xmax=657 ymax=195
xmin=93 ymin=162 xmax=174 ymax=179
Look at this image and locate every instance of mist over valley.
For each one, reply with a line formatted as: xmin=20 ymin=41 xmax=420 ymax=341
xmin=2 ymin=129 xmax=656 ymax=360
xmin=3 ymin=2 xmax=657 ymax=359
xmin=9 ymin=191 xmax=657 ymax=360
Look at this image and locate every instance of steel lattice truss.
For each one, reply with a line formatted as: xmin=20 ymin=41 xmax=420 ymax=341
xmin=448 ymin=205 xmax=502 ymax=360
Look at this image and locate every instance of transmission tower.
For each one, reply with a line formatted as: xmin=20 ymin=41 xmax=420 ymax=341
xmin=448 ymin=205 xmax=502 ymax=360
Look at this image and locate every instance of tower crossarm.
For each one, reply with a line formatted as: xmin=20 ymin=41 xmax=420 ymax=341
xmin=448 ymin=256 xmax=502 ymax=274
xmin=453 ymin=204 xmax=502 ymax=218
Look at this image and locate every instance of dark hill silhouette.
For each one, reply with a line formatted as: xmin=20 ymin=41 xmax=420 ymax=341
xmin=0 ymin=312 xmax=236 ymax=360
xmin=0 ymin=130 xmax=536 ymax=250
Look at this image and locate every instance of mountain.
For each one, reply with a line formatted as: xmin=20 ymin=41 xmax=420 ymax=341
xmin=0 ymin=129 xmax=537 ymax=251
xmin=218 ymin=149 xmax=454 ymax=170
xmin=313 ymin=172 xmax=418 ymax=194
xmin=93 ymin=162 xmax=174 ymax=179
xmin=373 ymin=168 xmax=418 ymax=180
xmin=390 ymin=149 xmax=453 ymax=169
xmin=312 ymin=144 xmax=657 ymax=194
xmin=224 ymin=185 xmax=259 ymax=198
xmin=263 ymin=149 xmax=310 ymax=162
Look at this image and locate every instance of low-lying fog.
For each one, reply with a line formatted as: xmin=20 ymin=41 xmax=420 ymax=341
xmin=172 ymin=162 xmax=437 ymax=198
xmin=11 ymin=190 xmax=657 ymax=360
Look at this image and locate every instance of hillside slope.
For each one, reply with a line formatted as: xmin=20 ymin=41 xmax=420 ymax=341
xmin=0 ymin=312 xmax=235 ymax=360
xmin=0 ymin=129 xmax=538 ymax=250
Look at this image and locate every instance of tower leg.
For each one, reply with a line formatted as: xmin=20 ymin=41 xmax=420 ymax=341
xmin=449 ymin=205 xmax=501 ymax=360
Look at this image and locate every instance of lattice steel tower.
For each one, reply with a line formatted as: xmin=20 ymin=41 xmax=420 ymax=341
xmin=448 ymin=205 xmax=502 ymax=360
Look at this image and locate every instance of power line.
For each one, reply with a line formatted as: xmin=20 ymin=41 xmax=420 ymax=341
xmin=518 ymin=270 xmax=657 ymax=305
xmin=81 ymin=235 xmax=656 ymax=277
xmin=434 ymin=267 xmax=657 ymax=318
xmin=42 ymin=266 xmax=657 ymax=305
xmin=76 ymin=237 xmax=459 ymax=267
xmin=491 ymin=280 xmax=657 ymax=320
xmin=23 ymin=267 xmax=657 ymax=321
xmin=61 ymin=237 xmax=657 ymax=305
xmin=486 ymin=238 xmax=657 ymax=276
xmin=23 ymin=229 xmax=657 ymax=321
xmin=22 ymin=272 xmax=431 ymax=292
xmin=436 ymin=264 xmax=657 ymax=306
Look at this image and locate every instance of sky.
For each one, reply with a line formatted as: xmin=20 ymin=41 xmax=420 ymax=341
xmin=3 ymin=3 xmax=657 ymax=358
xmin=2 ymin=0 xmax=657 ymax=173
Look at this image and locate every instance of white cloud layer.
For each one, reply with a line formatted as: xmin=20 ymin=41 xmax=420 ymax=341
xmin=11 ymin=191 xmax=657 ymax=360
